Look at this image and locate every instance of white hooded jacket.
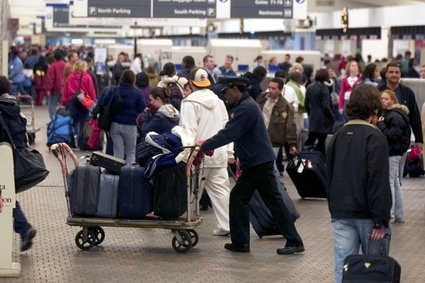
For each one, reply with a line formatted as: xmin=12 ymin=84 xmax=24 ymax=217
xmin=179 ymin=88 xmax=233 ymax=168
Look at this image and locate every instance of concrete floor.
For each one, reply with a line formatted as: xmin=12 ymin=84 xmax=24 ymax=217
xmin=1 ymin=105 xmax=424 ymax=283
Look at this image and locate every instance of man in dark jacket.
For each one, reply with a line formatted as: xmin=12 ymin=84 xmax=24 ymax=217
xmin=0 ymin=76 xmax=37 ymax=251
xmin=378 ymin=62 xmax=423 ymax=145
xmin=327 ymin=85 xmax=392 ymax=283
xmin=242 ymin=66 xmax=267 ymax=101
xmin=199 ymin=77 xmax=304 ymax=255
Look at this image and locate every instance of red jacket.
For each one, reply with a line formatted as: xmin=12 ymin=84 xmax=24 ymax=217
xmin=338 ymin=75 xmax=362 ymax=110
xmin=62 ymin=72 xmax=96 ymax=107
xmin=45 ymin=60 xmax=66 ymax=95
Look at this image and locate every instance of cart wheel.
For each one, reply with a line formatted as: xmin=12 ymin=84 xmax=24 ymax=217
xmin=172 ymin=230 xmax=192 ymax=253
xmin=75 ymin=230 xmax=97 ymax=250
xmin=88 ymin=226 xmax=105 ymax=245
xmin=187 ymin=230 xmax=199 ymax=247
xmin=27 ymin=133 xmax=36 ymax=145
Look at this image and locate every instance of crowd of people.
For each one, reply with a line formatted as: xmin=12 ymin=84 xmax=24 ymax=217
xmin=3 ymin=43 xmax=425 ymax=282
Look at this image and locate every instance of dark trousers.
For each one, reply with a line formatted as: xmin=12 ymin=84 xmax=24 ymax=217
xmin=68 ymin=101 xmax=89 ymax=148
xmin=13 ymin=201 xmax=31 ymax=240
xmin=304 ymin=132 xmax=328 ymax=157
xmin=230 ymin=161 xmax=303 ymax=248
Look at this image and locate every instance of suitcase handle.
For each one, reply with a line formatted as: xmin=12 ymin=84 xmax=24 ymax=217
xmin=51 ymin=143 xmax=79 ymax=177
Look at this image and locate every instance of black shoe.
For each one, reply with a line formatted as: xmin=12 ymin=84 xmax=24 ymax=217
xmin=21 ymin=228 xmax=37 ymax=252
xmin=224 ymin=243 xmax=250 ymax=253
xmin=276 ymin=245 xmax=304 ymax=255
xmin=200 ymin=205 xmax=209 ymax=211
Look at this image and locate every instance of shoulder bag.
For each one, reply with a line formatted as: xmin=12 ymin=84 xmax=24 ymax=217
xmin=0 ymin=111 xmax=49 ymax=193
xmin=71 ymin=73 xmax=95 ymax=112
xmin=98 ymin=87 xmax=123 ymax=132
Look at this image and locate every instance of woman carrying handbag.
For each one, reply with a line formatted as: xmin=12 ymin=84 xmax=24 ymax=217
xmin=0 ymin=76 xmax=38 ymax=251
xmin=62 ymin=60 xmax=96 ymax=149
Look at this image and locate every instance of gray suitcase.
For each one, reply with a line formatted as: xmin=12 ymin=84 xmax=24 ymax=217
xmin=96 ymin=173 xmax=120 ymax=218
xmin=68 ymin=163 xmax=100 ymax=217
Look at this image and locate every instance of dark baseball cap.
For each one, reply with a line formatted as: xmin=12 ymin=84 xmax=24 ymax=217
xmin=220 ymin=77 xmax=249 ymax=93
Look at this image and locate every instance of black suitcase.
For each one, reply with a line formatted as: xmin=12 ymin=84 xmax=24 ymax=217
xmin=118 ymin=166 xmax=153 ymax=219
xmin=67 ymin=163 xmax=100 ymax=217
xmin=342 ymin=255 xmax=401 ymax=283
xmin=154 ymin=163 xmax=187 ymax=220
xmin=90 ymin=151 xmax=126 ymax=175
xmin=286 ymin=151 xmax=328 ymax=199
xmin=249 ymin=172 xmax=300 ymax=238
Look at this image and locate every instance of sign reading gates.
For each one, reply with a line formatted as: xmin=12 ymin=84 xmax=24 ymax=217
xmin=87 ymin=0 xmax=151 ymax=18
xmin=230 ymin=0 xmax=293 ymax=19
xmin=153 ymin=0 xmax=216 ymax=18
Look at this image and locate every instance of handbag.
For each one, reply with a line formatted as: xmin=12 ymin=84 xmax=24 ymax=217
xmin=0 ymin=112 xmax=49 ymax=193
xmin=98 ymin=87 xmax=123 ymax=132
xmin=71 ymin=73 xmax=90 ymax=113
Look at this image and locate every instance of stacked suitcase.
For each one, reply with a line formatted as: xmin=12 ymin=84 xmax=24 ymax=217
xmin=67 ymin=151 xmax=183 ymax=219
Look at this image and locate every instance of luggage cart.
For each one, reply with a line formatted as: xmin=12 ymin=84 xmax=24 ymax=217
xmin=16 ymin=94 xmax=40 ymax=145
xmin=51 ymin=143 xmax=203 ymax=253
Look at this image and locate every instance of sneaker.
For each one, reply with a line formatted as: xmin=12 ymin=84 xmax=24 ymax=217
xmin=224 ymin=243 xmax=250 ymax=253
xmin=21 ymin=228 xmax=37 ymax=252
xmin=395 ymin=219 xmax=405 ymax=223
xmin=276 ymin=245 xmax=305 ymax=255
xmin=213 ymin=228 xmax=230 ymax=236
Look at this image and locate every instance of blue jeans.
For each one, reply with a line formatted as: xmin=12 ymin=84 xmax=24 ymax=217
xmin=331 ymin=219 xmax=391 ymax=283
xmin=13 ymin=201 xmax=31 ymax=240
xmin=389 ymin=156 xmax=404 ymax=220
xmin=48 ymin=94 xmax=62 ymax=120
xmin=110 ymin=122 xmax=137 ymax=164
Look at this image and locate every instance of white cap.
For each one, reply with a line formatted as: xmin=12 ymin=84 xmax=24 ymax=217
xmin=190 ymin=68 xmax=211 ymax=88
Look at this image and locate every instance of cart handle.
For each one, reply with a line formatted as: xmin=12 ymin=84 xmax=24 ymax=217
xmin=185 ymin=145 xmax=201 ymax=176
xmin=51 ymin=143 xmax=78 ymax=177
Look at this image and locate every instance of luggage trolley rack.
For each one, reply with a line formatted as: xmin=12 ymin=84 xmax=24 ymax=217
xmin=51 ymin=143 xmax=203 ymax=253
xmin=16 ymin=94 xmax=40 ymax=145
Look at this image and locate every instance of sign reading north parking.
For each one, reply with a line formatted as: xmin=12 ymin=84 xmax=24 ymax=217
xmin=87 ymin=0 xmax=151 ymax=18
xmin=230 ymin=0 xmax=293 ymax=19
xmin=153 ymin=0 xmax=216 ymax=18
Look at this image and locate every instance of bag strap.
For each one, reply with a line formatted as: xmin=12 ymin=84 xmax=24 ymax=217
xmin=0 ymin=111 xmax=16 ymax=150
xmin=78 ymin=72 xmax=83 ymax=90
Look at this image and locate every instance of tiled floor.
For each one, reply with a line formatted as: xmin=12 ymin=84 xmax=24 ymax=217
xmin=1 ymin=106 xmax=424 ymax=283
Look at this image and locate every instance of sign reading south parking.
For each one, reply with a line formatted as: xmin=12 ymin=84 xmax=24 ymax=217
xmin=153 ymin=0 xmax=217 ymax=18
xmin=87 ymin=0 xmax=151 ymax=18
xmin=230 ymin=0 xmax=293 ymax=19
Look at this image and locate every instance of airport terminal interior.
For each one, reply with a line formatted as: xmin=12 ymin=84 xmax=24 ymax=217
xmin=1 ymin=0 xmax=425 ymax=282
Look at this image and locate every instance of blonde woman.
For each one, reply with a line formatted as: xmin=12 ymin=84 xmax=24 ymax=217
xmin=62 ymin=60 xmax=96 ymax=148
xmin=377 ymin=89 xmax=411 ymax=223
xmin=338 ymin=60 xmax=362 ymax=114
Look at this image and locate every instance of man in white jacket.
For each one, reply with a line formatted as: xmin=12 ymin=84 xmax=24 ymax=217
xmin=179 ymin=68 xmax=233 ymax=236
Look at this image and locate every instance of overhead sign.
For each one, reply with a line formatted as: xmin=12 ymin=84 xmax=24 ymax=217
xmin=87 ymin=0 xmax=151 ymax=18
xmin=153 ymin=0 xmax=216 ymax=18
xmin=72 ymin=0 xmax=306 ymax=19
xmin=231 ymin=0 xmax=294 ymax=19
xmin=52 ymin=6 xmax=70 ymax=27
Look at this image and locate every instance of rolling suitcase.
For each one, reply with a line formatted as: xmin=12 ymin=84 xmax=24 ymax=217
xmin=67 ymin=163 xmax=100 ymax=217
xmin=118 ymin=166 xmax=153 ymax=219
xmin=90 ymin=151 xmax=126 ymax=175
xmin=342 ymin=255 xmax=401 ymax=283
xmin=249 ymin=172 xmax=300 ymax=238
xmin=286 ymin=150 xmax=328 ymax=199
xmin=96 ymin=172 xmax=120 ymax=218
xmin=153 ymin=162 xmax=187 ymax=220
